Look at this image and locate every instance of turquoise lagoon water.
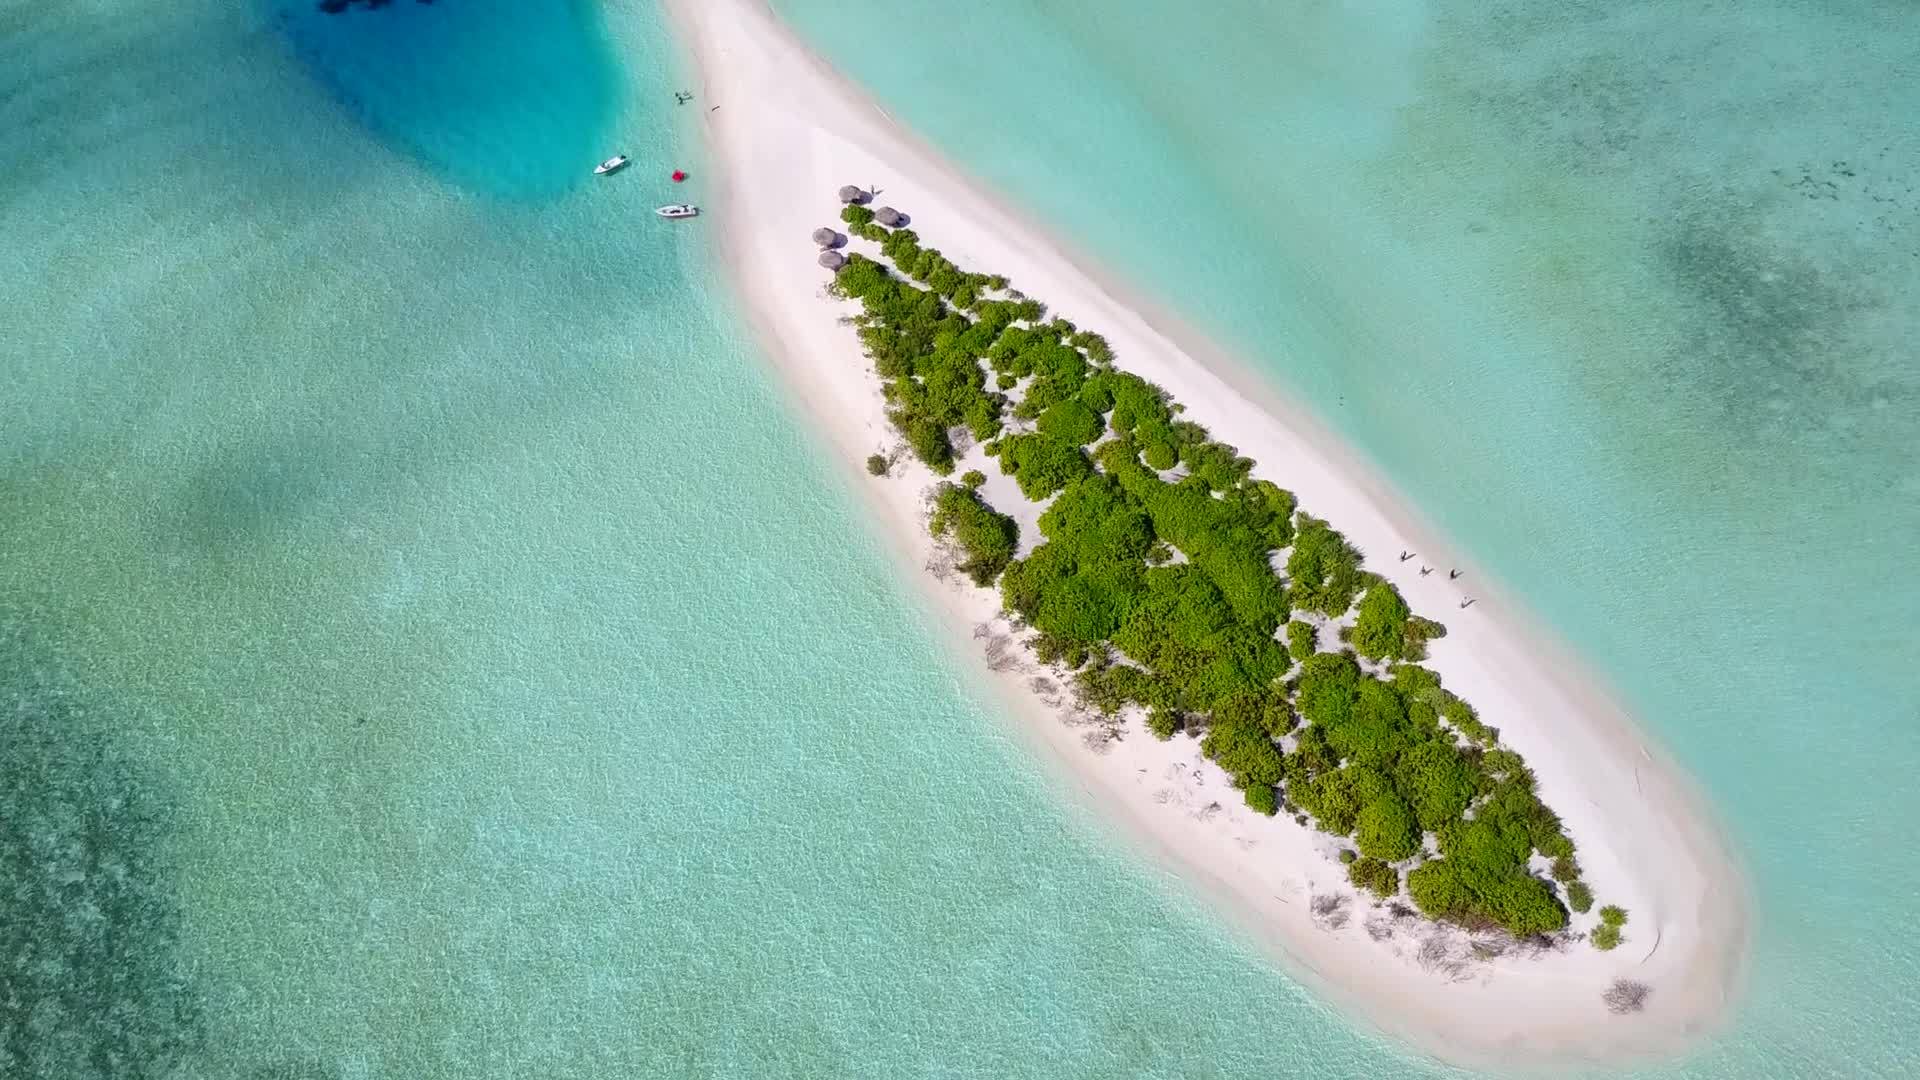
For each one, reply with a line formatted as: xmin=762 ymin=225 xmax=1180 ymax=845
xmin=2 ymin=2 xmax=1913 ymax=1080
xmin=769 ymin=1 xmax=1919 ymax=1076
xmin=4 ymin=1 xmax=1430 ymax=1077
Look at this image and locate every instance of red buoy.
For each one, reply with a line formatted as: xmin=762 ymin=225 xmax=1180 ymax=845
xmin=671 ymin=169 xmax=688 ymax=183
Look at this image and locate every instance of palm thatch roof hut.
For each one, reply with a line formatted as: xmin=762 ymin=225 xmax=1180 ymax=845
xmin=818 ymin=251 xmax=847 ymax=271
xmin=873 ymin=206 xmax=905 ymax=227
xmin=812 ymin=227 xmax=846 ymax=249
xmin=837 ymin=185 xmax=871 ymax=205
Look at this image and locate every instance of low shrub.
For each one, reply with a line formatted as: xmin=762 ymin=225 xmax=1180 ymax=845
xmin=1348 ymin=857 xmax=1400 ymax=898
xmin=1565 ymin=881 xmax=1594 ymax=913
xmin=865 ymin=453 xmax=889 ymax=476
xmin=1036 ymin=399 xmax=1105 ymax=445
xmin=1591 ymin=923 xmax=1623 ymax=951
xmin=1355 ymin=794 xmax=1422 ymax=862
xmin=1244 ymin=782 xmax=1279 ymax=817
xmin=1286 ymin=620 xmax=1317 ymax=663
xmin=928 ymin=484 xmax=1019 ymax=586
xmin=1351 ymin=583 xmax=1415 ymax=661
xmin=1603 ymin=979 xmax=1650 ymax=1014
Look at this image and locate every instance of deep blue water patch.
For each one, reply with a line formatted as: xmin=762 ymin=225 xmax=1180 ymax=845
xmin=267 ymin=0 xmax=622 ymax=198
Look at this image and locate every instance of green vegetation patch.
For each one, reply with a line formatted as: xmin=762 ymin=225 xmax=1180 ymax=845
xmin=1348 ymin=856 xmax=1401 ymax=899
xmin=1286 ymin=515 xmax=1366 ymax=616
xmin=1036 ymin=399 xmax=1105 ymax=445
xmin=828 ymin=202 xmax=1604 ymax=941
xmin=929 ymin=483 xmax=1019 ymax=587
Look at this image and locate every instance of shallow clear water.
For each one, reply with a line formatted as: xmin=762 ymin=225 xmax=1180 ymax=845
xmin=3 ymin=1 xmax=1433 ymax=1077
xmin=3 ymin=0 xmax=1914 ymax=1077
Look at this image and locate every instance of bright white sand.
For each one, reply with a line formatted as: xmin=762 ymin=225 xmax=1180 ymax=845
xmin=661 ymin=0 xmax=1750 ymax=1068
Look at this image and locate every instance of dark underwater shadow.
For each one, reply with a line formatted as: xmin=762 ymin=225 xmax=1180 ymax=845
xmin=0 ymin=615 xmax=204 ymax=1077
xmin=262 ymin=0 xmax=624 ymax=199
xmin=3 ymin=0 xmax=695 ymax=565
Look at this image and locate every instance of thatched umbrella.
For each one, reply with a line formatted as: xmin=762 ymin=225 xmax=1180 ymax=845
xmin=812 ymin=227 xmax=845 ymax=249
xmin=874 ymin=206 xmax=904 ymax=227
xmin=818 ymin=251 xmax=847 ymax=271
xmin=837 ymin=185 xmax=870 ymax=205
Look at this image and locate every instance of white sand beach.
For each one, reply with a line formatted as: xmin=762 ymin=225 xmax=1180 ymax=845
xmin=661 ymin=0 xmax=1750 ymax=1068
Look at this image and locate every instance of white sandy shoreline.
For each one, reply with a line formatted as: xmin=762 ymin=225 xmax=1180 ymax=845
xmin=659 ymin=0 xmax=1750 ymax=1069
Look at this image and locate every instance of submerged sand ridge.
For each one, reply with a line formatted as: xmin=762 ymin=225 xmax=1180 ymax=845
xmin=661 ymin=0 xmax=1749 ymax=1067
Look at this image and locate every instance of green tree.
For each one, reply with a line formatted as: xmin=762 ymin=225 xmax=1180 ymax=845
xmin=928 ymin=484 xmax=1019 ymax=586
xmin=1287 ymin=516 xmax=1365 ymax=616
xmin=1036 ymin=399 xmax=1105 ymax=445
xmin=996 ymin=433 xmax=1092 ymax=499
xmin=1348 ymin=857 xmax=1400 ymax=898
xmin=1286 ymin=620 xmax=1317 ymax=662
xmin=1146 ymin=706 xmax=1183 ymax=740
xmin=1350 ymin=582 xmax=1414 ymax=661
xmin=1355 ymin=794 xmax=1421 ymax=862
xmin=1201 ymin=714 xmax=1284 ymax=790
xmin=1393 ymin=742 xmax=1478 ymax=832
xmin=1244 ymin=782 xmax=1279 ymax=816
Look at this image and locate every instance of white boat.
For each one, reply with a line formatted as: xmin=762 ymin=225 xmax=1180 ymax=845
xmin=594 ymin=155 xmax=630 ymax=176
xmin=654 ymin=204 xmax=700 ymax=219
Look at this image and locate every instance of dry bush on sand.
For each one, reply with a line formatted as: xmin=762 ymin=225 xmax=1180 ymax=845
xmin=1604 ymin=979 xmax=1651 ymax=1015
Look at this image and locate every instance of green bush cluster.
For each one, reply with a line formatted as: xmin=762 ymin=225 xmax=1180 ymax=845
xmin=1036 ymin=399 xmax=1105 ymax=445
xmin=1285 ymin=619 xmax=1317 ymax=663
xmin=834 ymin=255 xmax=1003 ymax=474
xmin=1244 ymin=782 xmax=1279 ymax=816
xmin=1590 ymin=906 xmax=1628 ymax=951
xmin=865 ymin=453 xmax=889 ymax=477
xmin=834 ymin=205 xmax=1606 ymax=942
xmin=1351 ymin=582 xmax=1445 ymax=661
xmin=1348 ymin=856 xmax=1400 ymax=898
xmin=1590 ymin=905 xmax=1629 ymax=950
xmin=1348 ymin=586 xmax=1448 ymax=663
xmin=928 ymin=483 xmax=1019 ymax=587
xmin=1287 ymin=515 xmax=1365 ymax=616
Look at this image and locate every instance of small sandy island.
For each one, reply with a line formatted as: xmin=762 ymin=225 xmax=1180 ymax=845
xmin=661 ymin=0 xmax=1750 ymax=1068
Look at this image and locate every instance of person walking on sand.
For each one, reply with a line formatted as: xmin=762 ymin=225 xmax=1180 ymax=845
xmin=1459 ymin=597 xmax=1476 ymax=609
xmin=1419 ymin=566 xmax=1432 ymax=576
xmin=1448 ymin=569 xmax=1462 ymax=580
xmin=1399 ymin=550 xmax=1414 ymax=562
